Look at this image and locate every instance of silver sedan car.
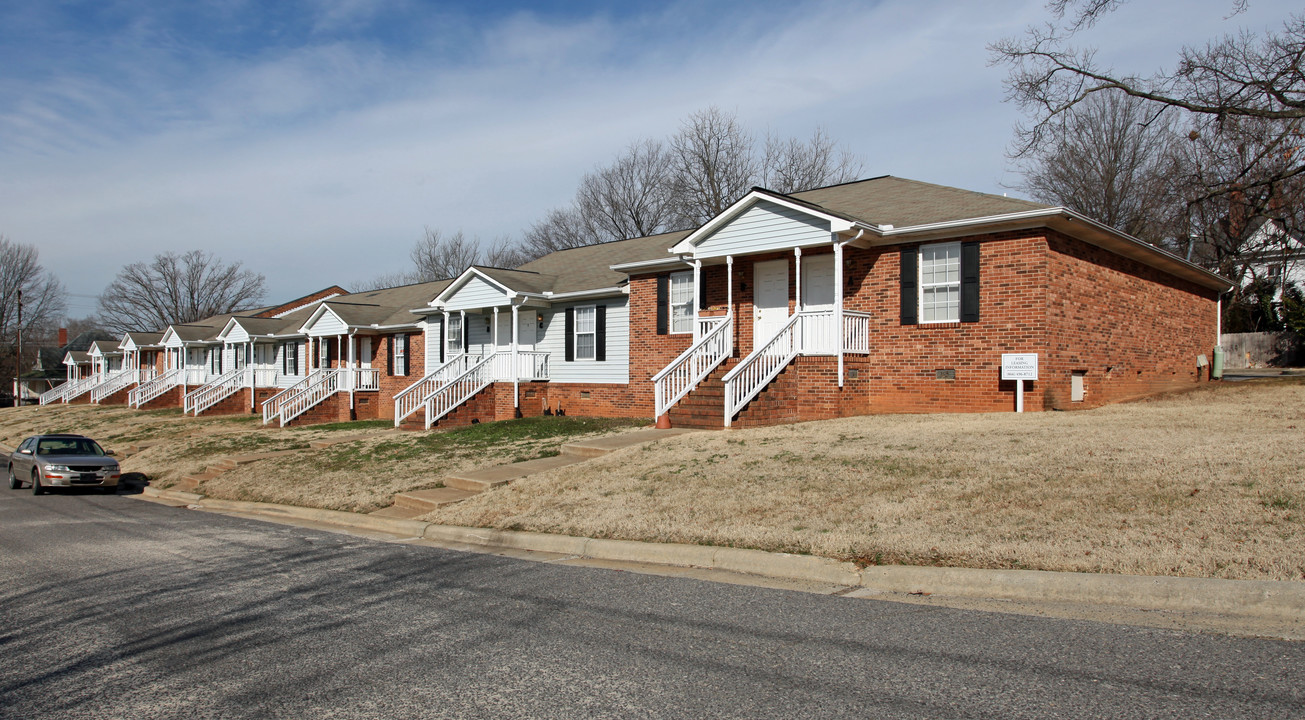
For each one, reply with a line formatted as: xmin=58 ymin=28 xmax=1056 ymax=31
xmin=7 ymin=434 xmax=121 ymax=495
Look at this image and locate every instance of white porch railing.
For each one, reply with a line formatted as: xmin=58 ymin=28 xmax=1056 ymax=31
xmin=182 ymin=368 xmax=211 ymax=386
xmin=90 ymin=369 xmax=143 ymax=404
xmin=57 ymin=375 xmax=103 ymax=403
xmin=250 ymin=368 xmax=281 ymax=388
xmin=352 ymin=367 xmax=380 ymax=391
xmin=184 ymin=367 xmax=246 ymax=415
xmin=277 ymin=369 xmax=344 ymax=426
xmin=722 ymin=314 xmax=802 ymax=427
xmin=39 ymin=380 xmax=76 ymax=405
xmin=423 ymin=353 xmax=497 ymax=430
xmin=492 ymin=351 xmax=550 ymax=381
xmin=652 ymin=315 xmax=733 ymax=418
xmin=843 ymin=310 xmax=871 ymax=354
xmin=393 ymin=354 xmax=472 ymax=426
xmin=262 ymin=370 xmax=324 ymax=425
xmin=129 ymin=369 xmax=182 ymax=408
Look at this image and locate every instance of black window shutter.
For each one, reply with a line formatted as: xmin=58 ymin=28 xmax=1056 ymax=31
xmin=564 ymin=307 xmax=575 ymax=362
xmin=656 ymin=275 xmax=669 ymax=335
xmin=402 ymin=333 xmax=411 ymax=376
xmin=386 ymin=335 xmax=394 ymax=376
xmin=462 ymin=320 xmax=469 ymax=353
xmin=900 ymin=246 xmax=919 ymax=326
xmin=960 ymin=241 xmax=981 ymax=323
xmin=595 ymin=305 xmax=607 ymax=362
xmin=438 ymin=323 xmax=445 ymax=364
xmin=698 ymin=272 xmax=707 ymax=311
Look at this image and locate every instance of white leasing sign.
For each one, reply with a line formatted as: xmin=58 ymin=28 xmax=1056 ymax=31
xmin=1001 ymin=353 xmax=1038 ymax=413
xmin=1001 ymin=353 xmax=1039 ymax=381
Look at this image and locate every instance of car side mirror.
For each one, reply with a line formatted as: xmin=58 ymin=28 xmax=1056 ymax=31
xmin=106 ymin=450 xmax=117 ymax=456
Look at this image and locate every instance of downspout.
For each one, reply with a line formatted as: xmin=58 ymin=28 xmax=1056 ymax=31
xmin=511 ymin=301 xmax=520 ymax=413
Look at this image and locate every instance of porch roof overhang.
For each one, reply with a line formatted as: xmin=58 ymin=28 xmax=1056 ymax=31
xmin=216 ymin=317 xmax=307 ymax=343
xmin=63 ymin=351 xmax=91 ymax=366
xmin=669 ymin=189 xmax=857 ymax=258
xmin=428 ymin=267 xmax=557 ymax=313
xmin=609 ymin=256 xmax=694 ymax=274
xmin=297 ymin=302 xmax=423 ymax=336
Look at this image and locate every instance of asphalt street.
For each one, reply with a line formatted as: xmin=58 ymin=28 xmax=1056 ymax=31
xmin=1 ymin=486 xmax=1301 ymax=719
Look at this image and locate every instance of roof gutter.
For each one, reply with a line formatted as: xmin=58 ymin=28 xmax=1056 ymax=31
xmin=610 ymin=256 xmax=693 ymax=273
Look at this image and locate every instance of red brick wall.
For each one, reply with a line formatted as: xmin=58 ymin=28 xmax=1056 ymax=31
xmin=96 ymin=386 xmax=134 ymax=406
xmin=283 ymin=392 xmax=352 ymax=426
xmin=373 ymin=331 xmax=427 ymax=421
xmin=197 ymin=389 xmax=256 ymax=416
xmin=1042 ymin=230 xmax=1217 ymax=409
xmin=139 ymin=386 xmax=181 ymax=410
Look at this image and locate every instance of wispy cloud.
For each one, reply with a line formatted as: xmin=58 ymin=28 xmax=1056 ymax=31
xmin=0 ymin=0 xmax=1296 ymax=302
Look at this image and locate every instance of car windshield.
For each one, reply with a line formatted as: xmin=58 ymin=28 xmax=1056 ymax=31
xmin=36 ymin=438 xmax=106 ymax=456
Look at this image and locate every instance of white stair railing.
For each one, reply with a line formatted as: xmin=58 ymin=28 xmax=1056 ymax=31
xmin=58 ymin=375 xmax=102 ymax=403
xmin=843 ymin=310 xmax=871 ymax=354
xmin=491 ymin=351 xmax=550 ymax=381
xmin=183 ymin=367 xmax=247 ymax=415
xmin=262 ymin=370 xmax=324 ymax=425
xmin=722 ymin=313 xmax=803 ymax=427
xmin=39 ymin=381 xmax=74 ymax=405
xmin=129 ymin=369 xmax=181 ymax=408
xmin=422 ymin=353 xmax=496 ymax=430
xmin=652 ymin=315 xmax=733 ymax=418
xmin=278 ymin=369 xmax=344 ymax=426
xmin=90 ymin=369 xmax=143 ymax=404
xmin=393 ymin=354 xmax=472 ymax=426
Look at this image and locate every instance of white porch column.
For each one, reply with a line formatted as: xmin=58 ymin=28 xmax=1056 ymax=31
xmin=794 ymin=247 xmax=802 ymax=313
xmin=492 ymin=307 xmax=499 ymax=370
xmin=726 ymin=256 xmax=734 ymax=316
xmin=347 ymin=331 xmax=356 ymax=400
xmin=460 ymin=311 xmax=467 ymax=355
xmin=692 ymin=259 xmax=702 ymax=341
xmin=511 ymin=303 xmax=520 ymax=409
xmin=835 ymin=240 xmax=845 ymax=388
xmin=443 ymin=311 xmax=450 ymax=360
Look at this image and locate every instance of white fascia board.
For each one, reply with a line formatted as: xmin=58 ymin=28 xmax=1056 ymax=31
xmin=361 ymin=322 xmax=421 ymax=331
xmin=542 ymin=287 xmax=623 ymax=301
xmin=215 ymin=318 xmax=242 ymax=341
xmin=670 ymin=191 xmax=850 ymax=254
xmin=609 ymin=256 xmax=693 ymax=273
xmin=117 ymin=334 xmax=134 ymax=351
xmin=297 ymin=304 xmax=342 ymax=335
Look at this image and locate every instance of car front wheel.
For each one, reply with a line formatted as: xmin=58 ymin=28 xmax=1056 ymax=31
xmin=32 ymin=472 xmax=44 ymax=496
xmin=7 ymin=465 xmax=19 ymax=490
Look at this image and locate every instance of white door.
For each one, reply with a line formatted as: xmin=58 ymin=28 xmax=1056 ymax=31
xmin=801 ymin=254 xmax=836 ymax=354
xmin=753 ymin=259 xmax=790 ymax=349
xmin=516 ymin=312 xmax=536 ymax=351
xmin=359 ymin=337 xmax=372 ymax=369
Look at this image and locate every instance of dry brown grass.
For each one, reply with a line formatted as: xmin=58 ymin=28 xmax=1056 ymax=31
xmin=425 ymin=379 xmax=1305 ymax=582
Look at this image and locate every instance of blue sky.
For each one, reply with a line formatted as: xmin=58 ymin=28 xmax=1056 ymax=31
xmin=0 ymin=0 xmax=1297 ymax=315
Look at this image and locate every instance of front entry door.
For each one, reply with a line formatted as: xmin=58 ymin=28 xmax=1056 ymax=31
xmin=359 ymin=337 xmax=372 ymax=369
xmin=753 ymin=259 xmax=790 ymax=350
xmin=801 ymin=254 xmax=836 ymax=354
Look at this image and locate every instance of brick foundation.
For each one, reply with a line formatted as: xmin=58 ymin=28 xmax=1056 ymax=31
xmin=139 ymin=386 xmax=181 ymax=410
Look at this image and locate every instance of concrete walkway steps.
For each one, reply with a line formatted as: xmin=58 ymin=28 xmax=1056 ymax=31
xmin=383 ymin=428 xmax=697 ymax=515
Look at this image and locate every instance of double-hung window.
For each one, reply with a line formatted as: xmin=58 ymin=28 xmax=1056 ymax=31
xmin=574 ymin=305 xmax=596 ymax=361
xmin=447 ymin=315 xmax=463 ymax=355
xmin=393 ymin=334 xmax=407 ymax=376
xmin=669 ymin=271 xmax=694 ymax=334
xmin=920 ymin=242 xmax=961 ymax=323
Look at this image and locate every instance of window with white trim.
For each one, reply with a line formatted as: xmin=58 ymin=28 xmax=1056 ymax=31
xmin=669 ymin=271 xmax=694 ymax=334
xmin=920 ymin=242 xmax=961 ymax=323
xmin=393 ymin=334 xmax=407 ymax=375
xmin=574 ymin=305 xmax=596 ymax=361
xmin=447 ymin=315 xmax=463 ymax=355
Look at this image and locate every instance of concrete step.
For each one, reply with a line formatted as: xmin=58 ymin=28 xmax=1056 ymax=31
xmin=392 ymin=487 xmax=479 ymax=511
xmin=444 ymin=454 xmax=581 ymax=492
xmin=367 ymin=505 xmax=428 ymax=519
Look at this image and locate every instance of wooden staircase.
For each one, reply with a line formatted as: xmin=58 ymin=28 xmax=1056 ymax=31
xmin=668 ymin=359 xmax=798 ymax=429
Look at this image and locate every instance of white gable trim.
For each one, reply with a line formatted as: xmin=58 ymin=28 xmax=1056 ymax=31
xmin=670 ymin=190 xmax=854 ymax=255
xmin=298 ymin=304 xmax=350 ymax=336
xmin=431 ymin=267 xmax=515 ymax=309
xmin=118 ymin=334 xmax=136 ymax=351
xmin=215 ymin=318 xmax=245 ymax=342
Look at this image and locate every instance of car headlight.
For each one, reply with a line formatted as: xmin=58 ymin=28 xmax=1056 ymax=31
xmin=45 ymin=464 xmax=73 ymax=473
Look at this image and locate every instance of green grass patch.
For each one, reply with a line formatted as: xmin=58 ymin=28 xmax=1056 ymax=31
xmin=291 ymin=419 xmax=394 ymax=432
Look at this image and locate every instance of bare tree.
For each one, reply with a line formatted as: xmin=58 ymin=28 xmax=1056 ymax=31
xmin=97 ymin=250 xmax=266 ymax=333
xmin=0 ymin=235 xmax=67 ymax=389
xmin=1015 ymin=90 xmax=1183 ymax=244
xmin=669 ymin=107 xmax=760 ymax=226
xmin=521 ymin=107 xmax=867 ymax=259
xmin=761 ymin=128 xmax=864 ymax=195
xmin=990 ymin=5 xmax=1304 ymax=197
xmin=483 ymin=235 xmax=530 ymax=269
xmin=410 ymin=228 xmax=481 ymax=282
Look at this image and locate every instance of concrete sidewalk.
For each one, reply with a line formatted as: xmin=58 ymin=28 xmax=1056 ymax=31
xmin=137 ymin=487 xmax=1305 ymax=641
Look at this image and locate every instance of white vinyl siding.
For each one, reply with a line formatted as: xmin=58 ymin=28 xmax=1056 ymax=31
xmin=920 ymin=242 xmax=961 ymax=323
xmin=536 ymin=298 xmax=630 ymax=384
xmin=692 ymin=200 xmax=831 ymax=258
xmin=669 ymin=271 xmax=694 ymax=334
xmin=305 ymin=308 xmax=348 ymax=337
xmin=424 ymin=322 xmax=442 ymax=374
xmin=223 ymin=324 xmax=251 ymax=343
xmin=444 ymin=275 xmax=510 ymax=311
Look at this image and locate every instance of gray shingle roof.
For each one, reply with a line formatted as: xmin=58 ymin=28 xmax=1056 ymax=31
xmin=789 ymin=176 xmax=1047 ymax=228
xmin=316 ymin=279 xmax=453 ymax=328
xmin=515 ymin=230 xmax=693 ymax=293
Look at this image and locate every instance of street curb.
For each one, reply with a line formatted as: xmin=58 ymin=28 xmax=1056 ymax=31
xmin=141 ymin=488 xmax=1305 ymax=624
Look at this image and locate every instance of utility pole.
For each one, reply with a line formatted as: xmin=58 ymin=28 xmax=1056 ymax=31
xmin=12 ymin=289 xmax=21 ymax=407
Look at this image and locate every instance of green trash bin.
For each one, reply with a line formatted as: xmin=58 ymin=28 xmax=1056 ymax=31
xmin=1212 ymin=345 xmax=1224 ymax=379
